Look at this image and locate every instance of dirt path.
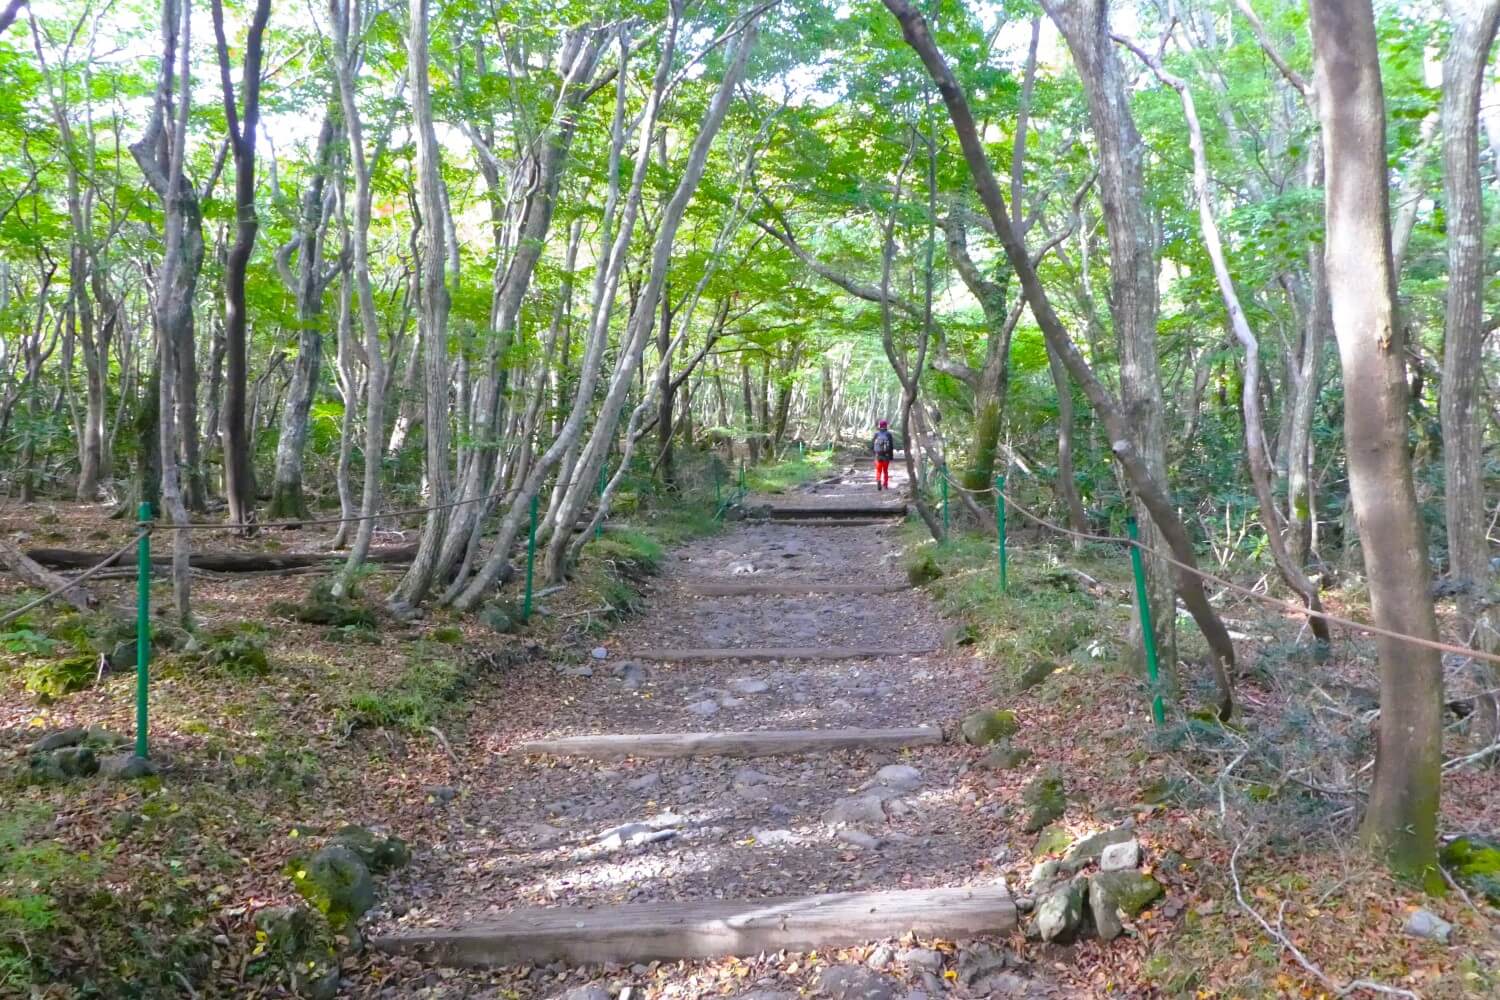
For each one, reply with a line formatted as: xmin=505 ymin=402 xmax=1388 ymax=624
xmin=368 ymin=460 xmax=1053 ymax=998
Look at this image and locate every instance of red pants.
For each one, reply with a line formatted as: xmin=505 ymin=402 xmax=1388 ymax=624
xmin=874 ymin=459 xmax=890 ymax=488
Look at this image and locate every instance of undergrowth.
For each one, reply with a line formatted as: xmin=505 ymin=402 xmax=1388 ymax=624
xmin=745 ymin=447 xmax=834 ymax=493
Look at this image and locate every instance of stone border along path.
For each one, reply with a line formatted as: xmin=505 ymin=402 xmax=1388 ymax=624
xmin=372 ymin=458 xmax=1051 ymax=997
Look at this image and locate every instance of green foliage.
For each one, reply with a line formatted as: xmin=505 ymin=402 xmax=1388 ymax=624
xmin=746 ymin=448 xmax=835 ymax=493
xmin=23 ymin=655 xmax=98 ymax=701
xmin=185 ymin=623 xmax=273 ymax=678
xmin=342 ymin=655 xmax=465 ymax=732
xmin=269 ymin=583 xmax=378 ymax=630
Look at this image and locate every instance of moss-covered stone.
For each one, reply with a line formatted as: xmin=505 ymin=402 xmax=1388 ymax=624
xmin=191 ymin=624 xmax=271 ymax=677
xmin=480 ymin=600 xmax=519 ymax=635
xmin=1440 ymin=836 xmax=1500 ymax=904
xmin=30 ymin=745 xmax=99 ymax=781
xmin=1015 ymin=659 xmax=1060 ymax=691
xmin=269 ymin=583 xmax=377 ymax=629
xmin=254 ymin=905 xmax=340 ymax=1000
xmin=977 ymin=741 xmax=1032 ymax=771
xmin=288 ymin=845 xmax=375 ymax=930
xmin=1063 ymin=825 xmax=1135 ymax=873
xmin=1089 ymin=870 xmax=1164 ymax=925
xmin=430 ymin=625 xmax=463 ymax=644
xmin=907 ymin=551 xmax=943 ymax=587
xmin=1021 ymin=772 xmax=1067 ymax=833
xmin=1033 ymin=824 xmax=1072 ymax=858
xmin=330 ymin=824 xmax=411 ymax=874
xmin=961 ymin=709 xmax=1019 ymax=746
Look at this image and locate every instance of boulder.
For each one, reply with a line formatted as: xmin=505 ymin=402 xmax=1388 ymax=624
xmin=99 ymin=754 xmax=157 ymax=781
xmin=1062 ymin=825 xmax=1134 ymax=872
xmin=28 ymin=726 xmax=87 ymax=754
xmin=1032 ymin=824 xmax=1072 ymax=858
xmin=424 ymin=785 xmax=459 ymax=804
xmin=824 ymin=793 xmax=888 ymax=827
xmin=1439 ymin=836 xmax=1500 ymax=904
xmin=1404 ymin=908 xmax=1453 ymax=944
xmin=873 ymin=764 xmax=922 ymax=792
xmin=1088 ymin=870 xmax=1164 ymax=941
xmin=686 ymin=699 xmax=720 ymax=718
xmin=560 ymin=986 xmax=611 ymax=1000
xmin=1099 ymin=839 xmax=1141 ymax=872
xmin=816 ymin=963 xmax=899 ymax=1000
xmin=898 ymin=947 xmax=944 ymax=973
xmin=961 ymin=709 xmax=1019 ymax=746
xmin=1034 ymin=878 xmax=1085 ymax=943
xmin=955 ymin=941 xmax=1013 ymax=993
xmin=977 ymin=742 xmax=1032 ymax=771
xmin=290 ymin=845 xmax=376 ymax=929
xmin=1020 ymin=772 xmax=1066 ymax=833
xmin=330 ymin=825 xmax=411 ymax=874
xmin=1015 ymin=659 xmax=1060 ymax=691
xmin=47 ymin=745 xmax=99 ymax=779
xmin=837 ymin=828 xmax=881 ymax=850
xmin=729 ymin=677 xmax=770 ymax=695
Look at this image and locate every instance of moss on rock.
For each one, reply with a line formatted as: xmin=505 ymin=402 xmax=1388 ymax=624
xmin=961 ymin=709 xmax=1018 ymax=746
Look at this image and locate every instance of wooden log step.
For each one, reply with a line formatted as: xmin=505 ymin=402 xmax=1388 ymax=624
xmin=630 ymin=645 xmax=935 ymax=662
xmin=764 ymin=505 xmax=905 ymax=520
xmin=513 ymin=725 xmax=943 ymax=759
xmin=371 ymin=884 xmax=1015 ymax=967
xmin=681 ymin=579 xmax=910 ymax=596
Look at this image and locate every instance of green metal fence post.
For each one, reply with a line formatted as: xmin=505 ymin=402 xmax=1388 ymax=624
xmin=135 ymin=502 xmax=152 ymax=760
xmin=995 ymin=475 xmax=1008 ymax=594
xmin=523 ymin=493 xmax=538 ymax=622
xmin=714 ymin=462 xmax=723 ymax=513
xmin=940 ymin=464 xmax=949 ymax=539
xmin=595 ymin=465 xmax=606 ymax=538
xmin=1127 ymin=516 xmax=1167 ymax=727
xmin=739 ymin=460 xmax=746 ymax=500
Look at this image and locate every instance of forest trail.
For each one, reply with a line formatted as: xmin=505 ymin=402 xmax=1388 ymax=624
xmin=370 ymin=458 xmax=1054 ymax=997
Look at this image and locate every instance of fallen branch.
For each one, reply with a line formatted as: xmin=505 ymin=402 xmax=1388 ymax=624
xmin=25 ymin=544 xmax=418 ymax=574
xmin=0 ymin=539 xmax=98 ymax=614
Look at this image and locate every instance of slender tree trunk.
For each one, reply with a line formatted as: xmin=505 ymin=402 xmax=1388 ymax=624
xmin=884 ymin=0 xmax=1236 ymax=718
xmin=1439 ymin=0 xmax=1500 ymax=741
xmin=1309 ymin=0 xmax=1443 ymax=878
xmin=212 ymin=0 xmax=271 ymax=532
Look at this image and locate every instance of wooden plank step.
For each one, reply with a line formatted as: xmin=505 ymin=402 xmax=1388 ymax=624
xmin=681 ymin=579 xmax=910 ymax=596
xmin=747 ymin=516 xmax=901 ymax=528
xmin=630 ymin=645 xmax=935 ymax=661
xmin=765 ymin=504 xmax=905 ymax=520
xmin=371 ymin=885 xmax=1015 ymax=967
xmin=513 ymin=725 xmax=943 ymax=759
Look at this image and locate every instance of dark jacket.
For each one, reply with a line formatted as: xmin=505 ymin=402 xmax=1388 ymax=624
xmin=872 ymin=429 xmax=895 ymax=459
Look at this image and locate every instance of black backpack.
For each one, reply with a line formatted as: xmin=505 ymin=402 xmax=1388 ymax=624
xmin=874 ymin=430 xmax=894 ymax=459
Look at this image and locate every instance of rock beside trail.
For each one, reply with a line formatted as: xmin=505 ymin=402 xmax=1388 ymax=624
xmin=1099 ymin=839 xmax=1141 ymax=872
xmin=1062 ymin=824 xmax=1134 ymax=872
xmin=597 ymin=822 xmax=677 ymax=850
xmin=330 ymin=825 xmax=411 ymax=874
xmin=1088 ymin=870 xmax=1164 ymax=941
xmin=28 ymin=726 xmax=88 ymax=754
xmin=1034 ymin=878 xmax=1085 ymax=943
xmin=99 ymin=754 xmax=157 ymax=780
xmin=824 ymin=793 xmax=888 ymax=827
xmin=1020 ymin=772 xmax=1066 ymax=833
xmin=898 ymin=948 xmax=944 ymax=973
xmin=960 ymin=709 xmax=1018 ymax=746
xmin=816 ymin=963 xmax=899 ymax=1000
xmin=291 ymin=845 xmax=376 ymax=929
xmin=1032 ymin=825 xmax=1071 ymax=858
xmin=872 ymin=764 xmax=922 ymax=791
xmin=955 ymin=941 xmax=1013 ymax=993
xmin=31 ymin=745 xmax=98 ymax=780
xmin=837 ymin=828 xmax=881 ymax=850
xmin=977 ymin=742 xmax=1032 ymax=770
xmin=560 ymin=985 xmax=611 ymax=1000
xmin=685 ymin=699 xmax=720 ymax=718
xmin=1404 ymin=908 xmax=1453 ymax=944
xmin=729 ymin=677 xmax=770 ymax=695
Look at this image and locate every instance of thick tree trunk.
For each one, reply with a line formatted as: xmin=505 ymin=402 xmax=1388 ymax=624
xmin=1439 ymin=0 xmax=1500 ymax=741
xmin=883 ymin=0 xmax=1236 ymax=718
xmin=1309 ymin=0 xmax=1443 ymax=878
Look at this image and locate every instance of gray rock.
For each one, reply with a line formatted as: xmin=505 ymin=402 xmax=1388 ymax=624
xmin=1088 ymin=870 xmax=1164 ymax=941
xmin=956 ymin=941 xmax=1013 ymax=993
xmin=597 ymin=822 xmax=677 ymax=850
xmin=590 ymin=647 xmax=608 ymax=660
xmin=816 ymin=963 xmax=899 ymax=1000
xmin=424 ymin=785 xmax=459 ymax=804
xmin=1062 ymin=824 xmax=1133 ymax=871
xmin=733 ymin=767 xmax=774 ymax=787
xmin=732 ymin=992 xmax=798 ymax=1000
xmin=873 ymin=764 xmax=922 ymax=791
xmin=51 ymin=746 xmax=99 ymax=778
xmin=755 ymin=829 xmax=798 ymax=846
xmin=28 ymin=727 xmax=87 ymax=754
xmin=824 ymin=793 xmax=888 ymax=826
xmin=729 ymin=678 xmax=770 ymax=695
xmin=897 ymin=948 xmax=944 ymax=973
xmin=720 ymin=696 xmax=746 ymax=708
xmin=299 ymin=845 xmax=376 ymax=927
xmin=1034 ymin=879 xmax=1085 ymax=943
xmin=837 ymin=828 xmax=881 ymax=850
xmin=626 ymin=773 xmax=661 ymax=792
xmin=560 ymin=986 xmax=610 ymax=1000
xmin=1099 ymin=839 xmax=1140 ymax=872
xmin=610 ymin=659 xmax=643 ymax=677
xmin=686 ymin=699 xmax=720 ymax=718
xmin=866 ymin=944 xmax=895 ymax=968
xmin=1404 ymin=908 xmax=1453 ymax=944
xmin=559 ymin=665 xmax=594 ymax=678
xmin=1029 ymin=860 xmax=1061 ymax=887
xmin=99 ymin=754 xmax=157 ymax=780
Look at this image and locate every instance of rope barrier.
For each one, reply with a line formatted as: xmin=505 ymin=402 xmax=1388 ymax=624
xmin=0 ymin=532 xmax=150 ymax=628
xmin=925 ymin=463 xmax=1500 ymax=668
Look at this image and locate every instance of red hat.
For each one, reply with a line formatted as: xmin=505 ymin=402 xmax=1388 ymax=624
xmin=878 ymin=420 xmax=888 ymax=428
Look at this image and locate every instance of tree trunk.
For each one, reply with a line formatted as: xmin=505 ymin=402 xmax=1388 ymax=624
xmin=212 ymin=0 xmax=271 ymax=533
xmin=1309 ymin=0 xmax=1443 ymax=878
xmin=388 ymin=0 xmax=453 ymax=611
xmin=883 ymin=0 xmax=1236 ymax=719
xmin=1439 ymin=0 xmax=1500 ymax=742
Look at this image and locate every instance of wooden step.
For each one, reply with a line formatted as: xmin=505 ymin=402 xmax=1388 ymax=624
xmin=764 ymin=504 xmax=906 ymax=520
xmin=630 ymin=645 xmax=934 ymax=662
xmin=681 ymin=579 xmax=910 ymax=596
xmin=513 ymin=725 xmax=943 ymax=759
xmin=371 ymin=885 xmax=1016 ymax=967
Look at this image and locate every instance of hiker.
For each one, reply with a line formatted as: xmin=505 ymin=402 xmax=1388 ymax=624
xmin=872 ymin=419 xmax=894 ymax=491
